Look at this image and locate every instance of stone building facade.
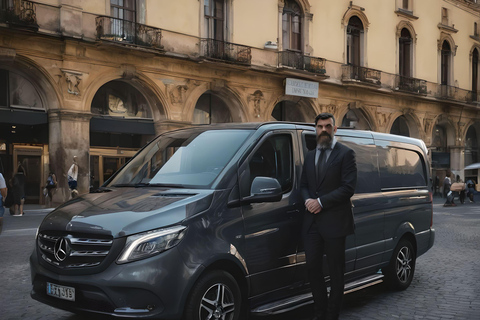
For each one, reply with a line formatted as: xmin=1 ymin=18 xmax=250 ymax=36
xmin=1 ymin=0 xmax=480 ymax=204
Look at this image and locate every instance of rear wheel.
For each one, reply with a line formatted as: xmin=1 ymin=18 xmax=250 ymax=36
xmin=383 ymin=238 xmax=416 ymax=290
xmin=184 ymin=270 xmax=242 ymax=320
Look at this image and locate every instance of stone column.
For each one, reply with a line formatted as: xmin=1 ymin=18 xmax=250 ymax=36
xmin=48 ymin=110 xmax=91 ymax=204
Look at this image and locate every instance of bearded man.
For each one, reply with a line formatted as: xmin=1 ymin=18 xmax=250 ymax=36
xmin=300 ymin=112 xmax=357 ymax=320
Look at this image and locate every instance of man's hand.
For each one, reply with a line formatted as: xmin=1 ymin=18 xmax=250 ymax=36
xmin=305 ymin=198 xmax=322 ymax=214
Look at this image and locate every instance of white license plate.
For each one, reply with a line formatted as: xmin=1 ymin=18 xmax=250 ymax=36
xmin=46 ymin=282 xmax=75 ymax=301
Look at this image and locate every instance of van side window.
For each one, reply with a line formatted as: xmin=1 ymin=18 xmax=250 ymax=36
xmin=242 ymin=134 xmax=293 ymax=197
xmin=378 ymin=146 xmax=427 ymax=189
xmin=337 ymin=137 xmax=380 ymax=193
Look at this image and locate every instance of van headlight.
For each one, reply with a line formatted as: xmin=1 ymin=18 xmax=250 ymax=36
xmin=117 ymin=226 xmax=187 ymax=264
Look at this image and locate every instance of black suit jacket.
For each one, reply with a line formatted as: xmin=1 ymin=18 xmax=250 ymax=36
xmin=300 ymin=141 xmax=357 ymax=238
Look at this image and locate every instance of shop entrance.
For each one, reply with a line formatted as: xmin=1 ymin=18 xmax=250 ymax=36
xmin=13 ymin=145 xmax=46 ymax=204
xmin=90 ymin=148 xmax=137 ymax=191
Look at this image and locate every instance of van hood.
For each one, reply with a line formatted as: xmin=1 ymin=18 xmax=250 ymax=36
xmin=39 ymin=188 xmax=215 ymax=238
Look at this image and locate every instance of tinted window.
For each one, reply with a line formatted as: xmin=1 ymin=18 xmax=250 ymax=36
xmin=107 ymin=129 xmax=252 ymax=188
xmin=378 ymin=146 xmax=427 ymax=189
xmin=242 ymin=134 xmax=293 ymax=196
xmin=338 ymin=136 xmax=379 ymax=194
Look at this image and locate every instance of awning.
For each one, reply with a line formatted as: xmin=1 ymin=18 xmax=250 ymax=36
xmin=90 ymin=116 xmax=155 ymax=135
xmin=464 ymin=163 xmax=480 ymax=170
xmin=0 ymin=108 xmax=48 ymax=125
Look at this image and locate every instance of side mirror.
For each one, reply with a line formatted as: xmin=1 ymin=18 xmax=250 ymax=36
xmin=244 ymin=176 xmax=283 ymax=204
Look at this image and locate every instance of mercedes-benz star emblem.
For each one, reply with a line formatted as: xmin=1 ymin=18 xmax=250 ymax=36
xmin=54 ymin=237 xmax=70 ymax=262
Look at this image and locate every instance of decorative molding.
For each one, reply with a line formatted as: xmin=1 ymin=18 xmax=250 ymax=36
xmin=437 ymin=23 xmax=458 ymax=34
xmin=61 ymin=69 xmax=83 ymax=96
xmin=394 ymin=9 xmax=419 ymax=20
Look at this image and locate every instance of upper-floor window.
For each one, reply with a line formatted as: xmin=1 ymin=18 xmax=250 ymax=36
xmin=282 ymin=0 xmax=302 ymax=51
xmin=204 ymin=0 xmax=225 ymax=40
xmin=347 ymin=16 xmax=364 ymax=66
xmin=441 ymin=40 xmax=452 ymax=85
xmin=402 ymin=0 xmax=410 ymax=10
xmin=472 ymin=48 xmax=479 ymax=95
xmin=110 ymin=0 xmax=136 ymax=41
xmin=475 ymin=22 xmax=479 ymax=37
xmin=399 ymin=28 xmax=413 ymax=78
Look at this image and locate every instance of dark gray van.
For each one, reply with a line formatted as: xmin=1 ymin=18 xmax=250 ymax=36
xmin=30 ymin=122 xmax=435 ymax=319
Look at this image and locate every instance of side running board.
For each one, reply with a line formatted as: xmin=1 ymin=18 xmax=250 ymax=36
xmin=251 ymin=273 xmax=384 ymax=315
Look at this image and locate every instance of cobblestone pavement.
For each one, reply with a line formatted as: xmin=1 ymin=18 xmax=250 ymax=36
xmin=1 ymin=199 xmax=479 ymax=320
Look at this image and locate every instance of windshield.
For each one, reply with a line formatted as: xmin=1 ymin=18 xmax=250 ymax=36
xmin=107 ymin=129 xmax=252 ymax=188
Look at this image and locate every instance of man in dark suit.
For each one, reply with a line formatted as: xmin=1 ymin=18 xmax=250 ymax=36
xmin=300 ymin=113 xmax=357 ymax=320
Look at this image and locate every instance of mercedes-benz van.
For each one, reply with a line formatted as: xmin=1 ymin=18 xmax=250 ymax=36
xmin=30 ymin=122 xmax=435 ymax=319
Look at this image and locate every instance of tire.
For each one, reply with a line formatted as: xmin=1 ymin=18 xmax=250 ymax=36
xmin=184 ymin=270 xmax=242 ymax=320
xmin=383 ymin=238 xmax=416 ymax=290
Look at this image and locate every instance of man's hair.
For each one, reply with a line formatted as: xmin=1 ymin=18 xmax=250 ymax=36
xmin=315 ymin=113 xmax=336 ymax=126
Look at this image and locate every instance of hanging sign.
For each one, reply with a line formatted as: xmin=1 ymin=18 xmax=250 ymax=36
xmin=285 ymin=78 xmax=319 ymax=98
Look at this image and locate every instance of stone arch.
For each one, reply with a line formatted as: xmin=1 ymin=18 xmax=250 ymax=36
xmin=340 ymin=104 xmax=375 ymax=130
xmin=0 ymin=53 xmax=62 ymax=111
xmin=184 ymin=83 xmax=249 ymax=123
xmin=83 ymin=69 xmax=168 ymax=122
xmin=389 ymin=112 xmax=421 ymax=139
xmin=268 ymin=93 xmax=317 ymax=122
xmin=342 ymin=5 xmax=370 ymax=30
xmin=396 ymin=20 xmax=417 ymax=42
xmin=438 ymin=32 xmax=457 ymax=56
xmin=432 ymin=114 xmax=456 ymax=149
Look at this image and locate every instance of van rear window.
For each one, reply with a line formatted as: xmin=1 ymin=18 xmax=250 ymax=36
xmin=378 ymin=147 xmax=427 ymax=190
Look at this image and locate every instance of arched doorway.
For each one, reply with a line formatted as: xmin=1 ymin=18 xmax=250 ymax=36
xmin=341 ymin=109 xmax=372 ymax=130
xmin=0 ymin=68 xmax=48 ymax=204
xmin=271 ymin=100 xmax=315 ymax=122
xmin=90 ymin=80 xmax=155 ymax=190
xmin=193 ymin=92 xmax=233 ymax=124
xmin=391 ymin=116 xmax=410 ymax=137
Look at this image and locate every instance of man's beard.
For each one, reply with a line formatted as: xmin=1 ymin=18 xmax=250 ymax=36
xmin=317 ymin=132 xmax=333 ymax=149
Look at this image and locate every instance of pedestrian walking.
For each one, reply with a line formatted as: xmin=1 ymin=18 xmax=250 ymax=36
xmin=300 ymin=112 xmax=357 ymax=320
xmin=443 ymin=171 xmax=455 ymax=207
xmin=466 ymin=178 xmax=476 ymax=202
xmin=12 ymin=164 xmax=26 ymax=216
xmin=67 ymin=156 xmax=78 ymax=198
xmin=45 ymin=171 xmax=57 ymax=207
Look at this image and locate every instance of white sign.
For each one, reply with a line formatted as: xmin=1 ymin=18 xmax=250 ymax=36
xmin=285 ymin=78 xmax=319 ymax=98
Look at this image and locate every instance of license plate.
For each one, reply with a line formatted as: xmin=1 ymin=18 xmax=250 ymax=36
xmin=46 ymin=282 xmax=75 ymax=301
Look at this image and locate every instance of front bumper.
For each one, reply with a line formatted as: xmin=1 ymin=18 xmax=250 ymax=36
xmin=30 ymin=245 xmax=202 ymax=319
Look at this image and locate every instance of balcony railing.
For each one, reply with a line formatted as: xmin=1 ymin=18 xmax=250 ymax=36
xmin=436 ymin=84 xmax=471 ymax=101
xmin=278 ymin=51 xmax=326 ymax=74
xmin=395 ymin=75 xmax=427 ymax=95
xmin=0 ymin=0 xmax=38 ymax=29
xmin=201 ymin=39 xmax=252 ymax=64
xmin=95 ymin=16 xmax=162 ymax=49
xmin=342 ymin=65 xmax=381 ymax=85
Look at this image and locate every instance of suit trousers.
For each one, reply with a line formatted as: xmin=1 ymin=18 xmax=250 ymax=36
xmin=304 ymin=220 xmax=346 ymax=318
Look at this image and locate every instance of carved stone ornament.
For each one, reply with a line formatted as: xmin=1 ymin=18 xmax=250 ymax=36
xmin=61 ymin=69 xmax=82 ymax=96
xmin=167 ymin=84 xmax=188 ymax=105
xmin=248 ymin=90 xmax=265 ymax=118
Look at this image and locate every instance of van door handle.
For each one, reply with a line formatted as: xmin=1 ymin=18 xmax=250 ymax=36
xmin=287 ymin=209 xmax=300 ymax=214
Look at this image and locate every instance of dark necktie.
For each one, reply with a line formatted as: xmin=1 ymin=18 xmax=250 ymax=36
xmin=316 ymin=148 xmax=327 ymax=183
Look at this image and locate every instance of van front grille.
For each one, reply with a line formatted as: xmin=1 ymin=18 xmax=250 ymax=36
xmin=37 ymin=232 xmax=113 ymax=269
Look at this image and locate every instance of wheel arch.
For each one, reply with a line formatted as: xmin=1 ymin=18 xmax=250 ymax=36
xmin=394 ymin=222 xmax=418 ymax=256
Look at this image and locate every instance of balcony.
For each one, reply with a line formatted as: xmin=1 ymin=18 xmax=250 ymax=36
xmin=342 ymin=65 xmax=381 ymax=85
xmin=436 ymin=84 xmax=471 ymax=102
xmin=95 ymin=16 xmax=162 ymax=49
xmin=200 ymin=39 xmax=252 ymax=65
xmin=0 ymin=0 xmax=38 ymax=30
xmin=278 ymin=51 xmax=326 ymax=74
xmin=395 ymin=76 xmax=427 ymax=95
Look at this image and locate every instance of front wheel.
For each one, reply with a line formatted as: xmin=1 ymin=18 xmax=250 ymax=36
xmin=184 ymin=270 xmax=242 ymax=320
xmin=383 ymin=238 xmax=416 ymax=290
